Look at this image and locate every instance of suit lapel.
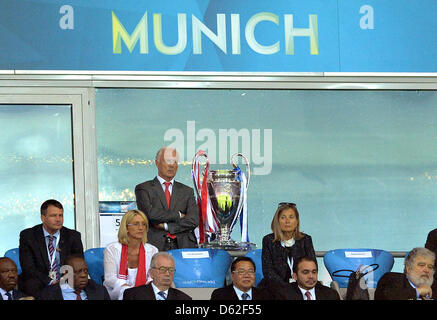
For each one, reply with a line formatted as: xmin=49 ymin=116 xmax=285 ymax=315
xmin=59 ymin=227 xmax=67 ymax=264
xmin=36 ymin=225 xmax=51 ymax=271
xmin=170 ymin=182 xmax=182 ymax=211
xmin=153 ymin=177 xmax=169 ymax=209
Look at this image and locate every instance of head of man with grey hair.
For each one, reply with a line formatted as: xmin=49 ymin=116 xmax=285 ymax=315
xmin=404 ymin=247 xmax=435 ymax=295
xmin=155 ymin=147 xmax=179 ymax=182
xmin=149 ymin=252 xmax=176 ymax=292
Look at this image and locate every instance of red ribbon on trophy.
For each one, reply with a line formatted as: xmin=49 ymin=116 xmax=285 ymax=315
xmin=192 ymin=150 xmax=218 ymax=244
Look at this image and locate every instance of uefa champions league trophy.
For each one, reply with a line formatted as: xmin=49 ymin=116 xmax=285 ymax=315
xmin=192 ymin=151 xmax=256 ymax=251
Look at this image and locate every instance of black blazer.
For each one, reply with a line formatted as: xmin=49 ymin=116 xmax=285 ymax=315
xmin=425 ymin=228 xmax=437 ymax=283
xmin=282 ymin=282 xmax=340 ymax=300
xmin=374 ymin=272 xmax=436 ymax=300
xmin=18 ymin=224 xmax=84 ymax=296
xmin=260 ymin=233 xmax=316 ymax=287
xmin=210 ymin=285 xmax=270 ymax=300
xmin=135 ymin=177 xmax=199 ymax=251
xmin=0 ymin=289 xmax=28 ymax=300
xmin=123 ymin=283 xmax=192 ymax=300
xmin=36 ymin=279 xmax=111 ymax=300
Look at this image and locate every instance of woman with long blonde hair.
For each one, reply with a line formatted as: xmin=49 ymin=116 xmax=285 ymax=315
xmin=260 ymin=202 xmax=316 ymax=288
xmin=103 ymin=210 xmax=158 ymax=300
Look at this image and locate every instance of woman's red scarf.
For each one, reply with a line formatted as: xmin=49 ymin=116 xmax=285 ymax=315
xmin=118 ymin=243 xmax=147 ymax=287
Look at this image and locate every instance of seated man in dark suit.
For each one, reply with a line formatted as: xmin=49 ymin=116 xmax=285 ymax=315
xmin=37 ymin=254 xmax=110 ymax=300
xmin=284 ymin=256 xmax=340 ymax=300
xmin=0 ymin=257 xmax=33 ymax=300
xmin=123 ymin=252 xmax=192 ymax=300
xmin=375 ymin=247 xmax=435 ymax=300
xmin=210 ymin=256 xmax=269 ymax=300
xmin=19 ymin=199 xmax=84 ymax=296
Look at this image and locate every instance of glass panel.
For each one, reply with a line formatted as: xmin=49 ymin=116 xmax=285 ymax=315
xmin=0 ymin=104 xmax=75 ymax=255
xmin=96 ymin=89 xmax=437 ymax=273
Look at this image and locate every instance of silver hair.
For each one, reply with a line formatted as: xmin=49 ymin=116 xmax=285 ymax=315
xmin=155 ymin=147 xmax=179 ymax=162
xmin=150 ymin=251 xmax=175 ymax=268
xmin=404 ymin=247 xmax=436 ymax=271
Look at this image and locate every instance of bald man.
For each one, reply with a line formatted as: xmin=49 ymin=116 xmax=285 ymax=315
xmin=135 ymin=147 xmax=199 ymax=251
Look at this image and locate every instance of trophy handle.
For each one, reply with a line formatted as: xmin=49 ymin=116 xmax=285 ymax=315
xmin=192 ymin=150 xmax=210 ymax=199
xmin=231 ymin=153 xmax=250 ymax=188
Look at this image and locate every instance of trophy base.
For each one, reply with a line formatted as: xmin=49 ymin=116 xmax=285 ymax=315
xmin=199 ymin=239 xmax=257 ymax=251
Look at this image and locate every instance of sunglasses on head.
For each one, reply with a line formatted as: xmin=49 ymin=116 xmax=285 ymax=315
xmin=278 ymin=202 xmax=296 ymax=208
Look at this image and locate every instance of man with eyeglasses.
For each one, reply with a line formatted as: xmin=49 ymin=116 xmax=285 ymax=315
xmin=37 ymin=255 xmax=110 ymax=300
xmin=123 ymin=252 xmax=192 ymax=300
xmin=210 ymin=257 xmax=269 ymax=300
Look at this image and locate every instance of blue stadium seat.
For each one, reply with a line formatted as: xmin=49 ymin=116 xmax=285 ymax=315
xmin=168 ymin=248 xmax=232 ymax=288
xmin=244 ymin=249 xmax=263 ymax=286
xmin=4 ymin=248 xmax=21 ymax=275
xmin=84 ymin=248 xmax=105 ymax=285
xmin=323 ymin=248 xmax=394 ymax=288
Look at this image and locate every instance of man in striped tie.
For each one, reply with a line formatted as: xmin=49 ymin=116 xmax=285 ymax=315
xmin=18 ymin=199 xmax=84 ymax=297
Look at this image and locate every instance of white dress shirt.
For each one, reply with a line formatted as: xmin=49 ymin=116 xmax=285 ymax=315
xmin=233 ymin=286 xmax=253 ymax=300
xmin=298 ymin=286 xmax=316 ymax=300
xmin=151 ymin=282 xmax=169 ymax=300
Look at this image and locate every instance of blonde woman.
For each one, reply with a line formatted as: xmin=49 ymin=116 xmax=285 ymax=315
xmin=260 ymin=202 xmax=315 ymax=288
xmin=103 ymin=210 xmax=158 ymax=300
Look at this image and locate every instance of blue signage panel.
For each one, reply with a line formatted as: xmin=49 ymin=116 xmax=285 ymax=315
xmin=0 ymin=0 xmax=436 ymax=72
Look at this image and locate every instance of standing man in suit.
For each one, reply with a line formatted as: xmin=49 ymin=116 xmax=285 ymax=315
xmin=375 ymin=247 xmax=435 ymax=300
xmin=18 ymin=199 xmax=84 ymax=296
xmin=210 ymin=257 xmax=269 ymax=300
xmin=37 ymin=254 xmax=110 ymax=300
xmin=283 ymin=256 xmax=340 ymax=300
xmin=135 ymin=147 xmax=199 ymax=251
xmin=0 ymin=258 xmax=31 ymax=300
xmin=123 ymin=252 xmax=192 ymax=300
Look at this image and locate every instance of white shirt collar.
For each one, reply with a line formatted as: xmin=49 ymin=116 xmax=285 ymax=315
xmin=233 ymin=285 xmax=252 ymax=300
xmin=43 ymin=226 xmax=61 ymax=238
xmin=298 ymin=285 xmax=316 ymax=300
xmin=151 ymin=282 xmax=169 ymax=299
xmin=156 ymin=175 xmax=174 ymax=186
xmin=0 ymin=287 xmax=12 ymax=300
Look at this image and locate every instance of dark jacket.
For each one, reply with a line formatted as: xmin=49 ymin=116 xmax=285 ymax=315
xmin=210 ymin=285 xmax=271 ymax=300
xmin=282 ymin=282 xmax=340 ymax=300
xmin=123 ymin=283 xmax=192 ymax=300
xmin=36 ymin=279 xmax=111 ymax=300
xmin=135 ymin=177 xmax=199 ymax=251
xmin=18 ymin=224 xmax=84 ymax=296
xmin=260 ymin=233 xmax=316 ymax=287
xmin=425 ymin=228 xmax=437 ymax=284
xmin=374 ymin=272 xmax=435 ymax=300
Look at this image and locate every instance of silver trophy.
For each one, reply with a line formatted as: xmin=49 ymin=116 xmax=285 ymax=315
xmin=192 ymin=151 xmax=256 ymax=251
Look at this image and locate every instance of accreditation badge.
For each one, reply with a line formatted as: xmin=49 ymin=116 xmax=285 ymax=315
xmin=49 ymin=270 xmax=57 ymax=281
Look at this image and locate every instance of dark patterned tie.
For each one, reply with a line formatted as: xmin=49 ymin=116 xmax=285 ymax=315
xmin=48 ymin=235 xmax=58 ymax=274
xmin=5 ymin=292 xmax=13 ymax=300
xmin=241 ymin=292 xmax=250 ymax=300
xmin=75 ymin=290 xmax=82 ymax=300
xmin=305 ymin=291 xmax=312 ymax=300
xmin=158 ymin=291 xmax=167 ymax=300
